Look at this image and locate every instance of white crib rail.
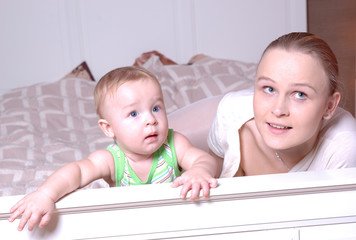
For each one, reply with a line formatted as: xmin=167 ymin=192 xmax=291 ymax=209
xmin=1 ymin=168 xmax=356 ymax=239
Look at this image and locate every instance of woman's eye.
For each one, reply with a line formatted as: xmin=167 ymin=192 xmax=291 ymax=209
xmin=295 ymin=92 xmax=307 ymax=99
xmin=130 ymin=111 xmax=138 ymax=117
xmin=263 ymin=86 xmax=274 ymax=94
xmin=153 ymin=106 xmax=160 ymax=112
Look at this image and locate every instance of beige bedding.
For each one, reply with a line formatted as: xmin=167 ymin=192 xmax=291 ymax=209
xmin=0 ymin=78 xmax=111 ymax=196
xmin=0 ymin=56 xmax=256 ymax=197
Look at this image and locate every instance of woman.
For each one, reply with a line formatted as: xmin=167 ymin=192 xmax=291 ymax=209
xmin=170 ymin=32 xmax=356 ymax=177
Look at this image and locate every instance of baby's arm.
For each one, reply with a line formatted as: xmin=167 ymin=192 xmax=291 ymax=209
xmin=8 ymin=149 xmax=114 ymax=231
xmin=171 ymin=131 xmax=222 ymax=201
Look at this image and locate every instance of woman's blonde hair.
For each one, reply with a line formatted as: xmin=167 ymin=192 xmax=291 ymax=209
xmin=94 ymin=66 xmax=160 ymax=118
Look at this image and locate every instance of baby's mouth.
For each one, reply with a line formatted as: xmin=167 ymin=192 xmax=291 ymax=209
xmin=145 ymin=133 xmax=158 ymax=140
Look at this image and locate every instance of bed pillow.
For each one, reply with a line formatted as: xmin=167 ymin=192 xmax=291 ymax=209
xmin=63 ymin=61 xmax=95 ymax=81
xmin=142 ymin=55 xmax=257 ymax=114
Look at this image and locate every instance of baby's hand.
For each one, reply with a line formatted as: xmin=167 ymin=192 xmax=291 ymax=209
xmin=171 ymin=169 xmax=218 ymax=201
xmin=8 ymin=190 xmax=55 ymax=231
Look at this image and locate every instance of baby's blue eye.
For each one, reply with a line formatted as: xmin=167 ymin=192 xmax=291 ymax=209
xmin=153 ymin=106 xmax=160 ymax=112
xmin=130 ymin=111 xmax=138 ymax=117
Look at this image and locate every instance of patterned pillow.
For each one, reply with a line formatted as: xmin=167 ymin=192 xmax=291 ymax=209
xmin=63 ymin=61 xmax=95 ymax=82
xmin=143 ymin=55 xmax=257 ymax=113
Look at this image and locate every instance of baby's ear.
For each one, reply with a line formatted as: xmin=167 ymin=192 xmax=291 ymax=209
xmin=98 ymin=119 xmax=114 ymax=138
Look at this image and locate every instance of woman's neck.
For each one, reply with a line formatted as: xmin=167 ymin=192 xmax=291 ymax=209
xmin=273 ymin=131 xmax=319 ymax=169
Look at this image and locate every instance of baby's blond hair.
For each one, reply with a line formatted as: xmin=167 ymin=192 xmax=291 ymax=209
xmin=94 ymin=66 xmax=160 ymax=118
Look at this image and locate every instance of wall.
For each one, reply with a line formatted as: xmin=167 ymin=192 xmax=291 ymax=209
xmin=0 ymin=0 xmax=306 ymax=93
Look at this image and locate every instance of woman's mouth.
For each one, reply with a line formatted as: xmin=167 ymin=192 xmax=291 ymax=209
xmin=267 ymin=123 xmax=292 ymax=135
xmin=268 ymin=123 xmax=292 ymax=130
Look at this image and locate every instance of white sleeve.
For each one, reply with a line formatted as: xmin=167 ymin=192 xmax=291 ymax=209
xmin=323 ymin=108 xmax=356 ymax=169
xmin=208 ymin=90 xmax=254 ymax=177
xmin=207 ymin=97 xmax=227 ymax=158
xmin=325 ymin=131 xmax=356 ymax=169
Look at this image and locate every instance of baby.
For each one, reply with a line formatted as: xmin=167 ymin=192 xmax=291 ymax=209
xmin=9 ymin=66 xmax=221 ymax=231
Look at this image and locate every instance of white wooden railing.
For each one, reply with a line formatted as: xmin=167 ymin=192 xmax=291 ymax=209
xmin=1 ymin=168 xmax=356 ymax=239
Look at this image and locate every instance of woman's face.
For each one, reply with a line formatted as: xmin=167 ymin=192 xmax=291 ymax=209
xmin=253 ymin=48 xmax=337 ymax=152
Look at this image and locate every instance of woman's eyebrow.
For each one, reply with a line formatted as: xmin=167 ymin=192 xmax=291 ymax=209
xmin=291 ymin=83 xmax=317 ymax=93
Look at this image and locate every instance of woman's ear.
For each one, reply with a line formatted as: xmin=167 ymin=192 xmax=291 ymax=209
xmin=98 ymin=119 xmax=114 ymax=138
xmin=323 ymin=91 xmax=341 ymax=120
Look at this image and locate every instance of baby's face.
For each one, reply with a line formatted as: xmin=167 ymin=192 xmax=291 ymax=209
xmin=103 ymin=78 xmax=168 ymax=158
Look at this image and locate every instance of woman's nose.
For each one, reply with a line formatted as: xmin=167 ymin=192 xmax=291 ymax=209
xmin=272 ymin=96 xmax=290 ymax=117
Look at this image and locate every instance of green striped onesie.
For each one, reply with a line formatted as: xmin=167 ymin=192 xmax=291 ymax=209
xmin=106 ymin=129 xmax=182 ymax=186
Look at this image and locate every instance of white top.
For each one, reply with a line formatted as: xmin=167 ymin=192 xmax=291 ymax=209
xmin=208 ymin=90 xmax=356 ymax=178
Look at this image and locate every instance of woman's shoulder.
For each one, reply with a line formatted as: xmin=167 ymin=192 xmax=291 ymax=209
xmin=214 ymin=89 xmax=255 ymax=130
xmin=322 ymin=107 xmax=356 ymax=134
xmin=319 ymin=107 xmax=356 ymax=161
xmin=295 ymin=108 xmax=356 ymax=171
xmin=221 ymin=88 xmax=254 ymax=103
xmin=218 ymin=89 xmax=254 ymax=114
